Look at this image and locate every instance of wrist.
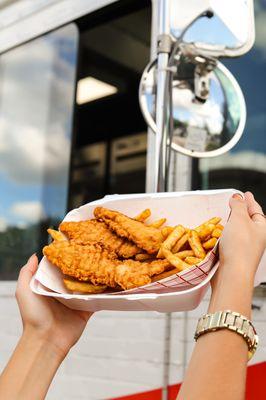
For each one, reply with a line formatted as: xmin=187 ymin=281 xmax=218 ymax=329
xmin=209 ymin=261 xmax=254 ymax=317
xmin=22 ymin=326 xmax=69 ymax=361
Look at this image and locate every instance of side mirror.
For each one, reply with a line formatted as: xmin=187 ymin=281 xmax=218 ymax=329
xmin=170 ymin=0 xmax=255 ymax=58
xmin=139 ymin=58 xmax=246 ymax=158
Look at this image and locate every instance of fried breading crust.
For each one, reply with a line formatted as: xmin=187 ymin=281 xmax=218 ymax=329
xmin=116 ymin=259 xmax=172 ymax=290
xmin=43 ymin=241 xmax=171 ymax=290
xmin=60 ymin=219 xmax=141 ymax=258
xmin=43 ymin=241 xmax=118 ymax=287
xmin=94 ymin=207 xmax=163 ymax=254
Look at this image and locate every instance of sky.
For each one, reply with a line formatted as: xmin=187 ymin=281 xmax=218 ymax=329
xmin=0 ymin=24 xmax=78 ymax=230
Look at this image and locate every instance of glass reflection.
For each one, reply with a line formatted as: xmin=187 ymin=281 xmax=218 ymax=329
xmin=170 ymin=0 xmax=254 ymax=53
xmin=140 ymin=59 xmax=245 ymax=156
xmin=199 ymin=0 xmax=266 ymax=210
xmin=0 ymin=24 xmax=78 ymax=279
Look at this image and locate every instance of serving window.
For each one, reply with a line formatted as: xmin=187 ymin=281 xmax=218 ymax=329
xmin=0 ymin=24 xmax=78 ymax=279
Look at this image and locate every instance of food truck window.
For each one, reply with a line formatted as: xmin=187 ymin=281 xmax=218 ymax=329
xmin=69 ymin=1 xmax=151 ymax=209
xmin=0 ymin=24 xmax=78 ymax=279
xmin=199 ymin=0 xmax=266 ymax=211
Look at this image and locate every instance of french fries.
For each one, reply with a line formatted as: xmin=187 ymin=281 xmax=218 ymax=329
xmin=176 ymin=250 xmax=194 ymax=259
xmin=188 ymin=230 xmax=206 ymax=259
xmin=172 ymin=232 xmax=189 ymax=253
xmin=203 ymin=237 xmax=217 ymax=250
xmin=212 ymin=228 xmax=223 ymax=238
xmin=149 ymin=218 xmax=167 ymax=228
xmin=161 ymin=226 xmax=175 ymax=238
xmin=134 ymin=209 xmax=151 ymax=222
xmin=162 ymin=248 xmax=191 ymax=271
xmin=185 ymin=256 xmax=202 ymax=265
xmin=157 ymin=225 xmax=186 ymax=258
xmin=47 ymin=229 xmax=66 ymax=241
xmin=151 ymin=216 xmax=223 ymax=277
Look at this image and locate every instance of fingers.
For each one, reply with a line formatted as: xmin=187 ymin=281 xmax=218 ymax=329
xmin=229 ymin=193 xmax=248 ymax=219
xmin=244 ymin=192 xmax=265 ymax=223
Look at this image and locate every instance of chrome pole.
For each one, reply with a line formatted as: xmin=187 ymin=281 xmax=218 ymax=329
xmin=154 ymin=3 xmax=172 ymax=400
xmin=153 ymin=0 xmax=171 ymax=192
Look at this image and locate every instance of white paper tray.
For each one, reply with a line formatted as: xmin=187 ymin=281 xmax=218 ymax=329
xmin=30 ymin=189 xmax=266 ymax=312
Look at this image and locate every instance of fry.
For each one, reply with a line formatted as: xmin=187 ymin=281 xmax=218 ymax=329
xmin=157 ymin=225 xmax=186 ymax=258
xmin=149 ymin=218 xmax=167 ymax=229
xmin=188 ymin=230 xmax=206 ymax=259
xmin=172 ymin=232 xmax=189 ymax=253
xmin=196 ymin=223 xmax=216 ymax=240
xmin=212 ymin=228 xmax=222 ymax=238
xmin=47 ymin=229 xmax=66 ymax=241
xmin=203 ymin=237 xmax=217 ymax=250
xmin=162 ymin=248 xmax=190 ymax=271
xmin=161 ymin=226 xmax=174 ymax=238
xmin=176 ymin=250 xmax=194 ymax=259
xmin=216 ymin=224 xmax=224 ymax=230
xmin=134 ymin=209 xmax=151 ymax=222
xmin=151 ymin=267 xmax=180 ymax=282
xmin=195 ymin=217 xmax=221 ymax=233
xmin=135 ymin=253 xmax=154 ymax=261
xmin=63 ymin=278 xmax=107 ymax=294
xmin=185 ymin=256 xmax=202 ymax=265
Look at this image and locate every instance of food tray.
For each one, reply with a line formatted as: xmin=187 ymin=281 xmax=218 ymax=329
xmin=30 ymin=189 xmax=266 ymax=312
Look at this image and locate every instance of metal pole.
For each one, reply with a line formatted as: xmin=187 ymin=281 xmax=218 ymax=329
xmin=153 ymin=0 xmax=170 ymax=192
xmin=154 ymin=3 xmax=172 ymax=399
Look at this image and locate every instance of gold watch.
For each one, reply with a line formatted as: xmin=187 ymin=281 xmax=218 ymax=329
xmin=194 ymin=310 xmax=258 ymax=360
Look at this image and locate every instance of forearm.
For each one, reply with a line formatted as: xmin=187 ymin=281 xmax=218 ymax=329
xmin=0 ymin=328 xmax=66 ymax=400
xmin=177 ymin=263 xmax=254 ymax=400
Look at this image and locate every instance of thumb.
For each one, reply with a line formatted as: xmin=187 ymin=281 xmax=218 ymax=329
xmin=17 ymin=254 xmax=39 ymax=292
xmin=229 ymin=193 xmax=248 ymax=218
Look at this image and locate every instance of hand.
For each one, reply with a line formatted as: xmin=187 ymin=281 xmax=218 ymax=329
xmin=210 ymin=192 xmax=266 ymax=312
xmin=16 ymin=255 xmax=93 ymax=357
xmin=219 ymin=192 xmax=266 ymax=279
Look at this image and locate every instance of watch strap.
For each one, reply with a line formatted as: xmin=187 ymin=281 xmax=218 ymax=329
xmin=194 ymin=310 xmax=258 ymax=360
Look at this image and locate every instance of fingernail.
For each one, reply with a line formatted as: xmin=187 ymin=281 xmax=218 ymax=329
xmin=27 ymin=253 xmax=36 ymax=262
xmin=232 ymin=193 xmax=243 ymax=200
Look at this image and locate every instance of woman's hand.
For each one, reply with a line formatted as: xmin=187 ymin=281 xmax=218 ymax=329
xmin=219 ymin=191 xmax=266 ymax=278
xmin=209 ymin=192 xmax=266 ymax=315
xmin=16 ymin=255 xmax=93 ymax=357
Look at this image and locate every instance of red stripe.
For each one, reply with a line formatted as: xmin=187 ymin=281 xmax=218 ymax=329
xmin=110 ymin=362 xmax=266 ymax=400
xmin=246 ymin=362 xmax=266 ymax=400
xmin=108 ymin=383 xmax=181 ymax=400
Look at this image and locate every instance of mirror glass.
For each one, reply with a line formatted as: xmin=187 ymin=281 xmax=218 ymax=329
xmin=170 ymin=0 xmax=255 ymax=57
xmin=139 ymin=60 xmax=246 ymax=158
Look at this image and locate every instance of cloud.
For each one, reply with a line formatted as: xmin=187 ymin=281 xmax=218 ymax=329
xmin=0 ymin=118 xmax=70 ymax=184
xmin=0 ymin=217 xmax=7 ymax=232
xmin=0 ymin=29 xmax=77 ymax=184
xmin=10 ymin=201 xmax=46 ymax=223
xmin=173 ymin=87 xmax=224 ymax=134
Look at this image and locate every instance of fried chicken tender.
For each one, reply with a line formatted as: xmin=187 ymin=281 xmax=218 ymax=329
xmin=43 ymin=241 xmax=118 ymax=287
xmin=116 ymin=259 xmax=171 ymax=290
xmin=43 ymin=241 xmax=171 ymax=291
xmin=60 ymin=219 xmax=141 ymax=258
xmin=94 ymin=207 xmax=163 ymax=254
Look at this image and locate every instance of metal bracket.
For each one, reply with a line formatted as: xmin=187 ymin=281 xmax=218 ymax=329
xmin=157 ymin=34 xmax=172 ymax=54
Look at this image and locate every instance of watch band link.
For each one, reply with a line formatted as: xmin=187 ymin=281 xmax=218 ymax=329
xmin=194 ymin=310 xmax=258 ymax=360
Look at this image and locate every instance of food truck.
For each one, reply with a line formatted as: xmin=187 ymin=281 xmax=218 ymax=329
xmin=0 ymin=0 xmax=265 ymax=399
